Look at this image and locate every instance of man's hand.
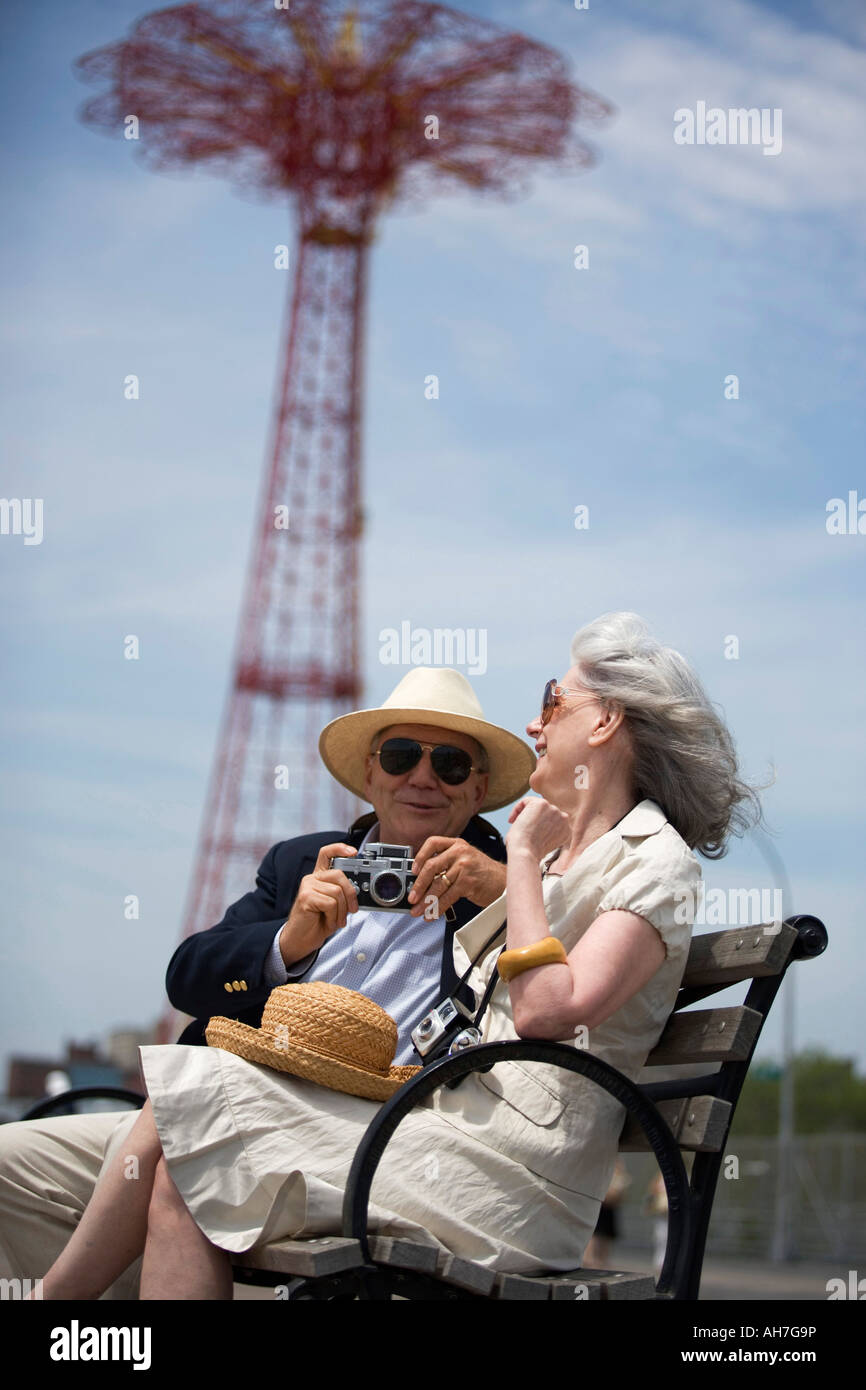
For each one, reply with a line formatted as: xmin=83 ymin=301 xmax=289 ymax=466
xmin=278 ymin=844 xmax=360 ymax=967
xmin=407 ymin=837 xmax=506 ymax=919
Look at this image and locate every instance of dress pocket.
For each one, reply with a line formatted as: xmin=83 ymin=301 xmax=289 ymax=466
xmin=475 ymin=1059 xmax=567 ymax=1126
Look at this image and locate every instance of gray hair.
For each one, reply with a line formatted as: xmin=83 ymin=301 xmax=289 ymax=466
xmin=570 ymin=612 xmax=762 ymax=859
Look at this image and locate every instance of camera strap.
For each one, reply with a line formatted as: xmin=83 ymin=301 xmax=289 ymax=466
xmin=464 ymin=923 xmax=508 ymax=1031
xmin=444 ymin=919 xmax=508 ymax=1035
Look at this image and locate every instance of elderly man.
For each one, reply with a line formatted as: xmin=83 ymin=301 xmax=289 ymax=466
xmin=168 ymin=667 xmax=533 ymax=1056
xmin=0 ymin=667 xmax=533 ymax=1299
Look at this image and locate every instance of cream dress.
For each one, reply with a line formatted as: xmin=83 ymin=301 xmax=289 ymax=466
xmin=139 ymin=799 xmax=701 ymax=1275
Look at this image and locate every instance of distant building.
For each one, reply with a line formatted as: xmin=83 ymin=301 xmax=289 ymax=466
xmin=106 ymin=1029 xmax=155 ymax=1073
xmin=3 ymin=1028 xmax=155 ymax=1119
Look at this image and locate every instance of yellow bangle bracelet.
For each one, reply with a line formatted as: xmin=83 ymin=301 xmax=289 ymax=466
xmin=497 ymin=935 xmax=567 ymax=982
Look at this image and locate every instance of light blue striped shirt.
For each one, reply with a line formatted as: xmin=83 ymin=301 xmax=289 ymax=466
xmin=265 ymin=826 xmax=448 ymax=1063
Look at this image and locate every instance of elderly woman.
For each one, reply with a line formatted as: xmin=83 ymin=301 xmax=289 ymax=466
xmin=35 ymin=612 xmax=759 ymax=1298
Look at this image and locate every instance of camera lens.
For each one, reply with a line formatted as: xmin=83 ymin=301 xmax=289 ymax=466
xmin=449 ymin=1028 xmax=482 ymax=1054
xmin=372 ymin=871 xmax=403 ymax=905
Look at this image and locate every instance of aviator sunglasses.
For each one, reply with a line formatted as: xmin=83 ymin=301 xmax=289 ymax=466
xmin=373 ymin=737 xmax=480 ymax=785
xmin=541 ymin=678 xmax=598 ymax=727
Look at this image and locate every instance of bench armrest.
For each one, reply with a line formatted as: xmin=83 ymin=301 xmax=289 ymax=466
xmin=341 ymin=1038 xmax=692 ymax=1299
xmin=21 ymin=1086 xmax=146 ymax=1121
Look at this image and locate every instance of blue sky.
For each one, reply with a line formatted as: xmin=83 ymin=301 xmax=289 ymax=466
xmin=1 ymin=0 xmax=864 ymax=1083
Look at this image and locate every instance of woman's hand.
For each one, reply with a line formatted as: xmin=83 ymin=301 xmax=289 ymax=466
xmin=506 ymin=796 xmax=571 ymax=862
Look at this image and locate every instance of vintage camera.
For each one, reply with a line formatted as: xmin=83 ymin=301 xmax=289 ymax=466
xmin=411 ymin=997 xmax=476 ymax=1061
xmin=329 ymin=842 xmax=417 ymax=912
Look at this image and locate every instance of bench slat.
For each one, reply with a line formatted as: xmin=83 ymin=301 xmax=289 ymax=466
xmin=682 ymin=922 xmax=795 ymax=989
xmin=548 ymin=1275 xmax=604 ymax=1301
xmin=368 ymin=1236 xmax=439 ymax=1275
xmin=362 ymin=1240 xmax=656 ymax=1301
xmin=493 ymin=1271 xmax=551 ymax=1300
xmin=435 ymin=1251 xmax=497 ymax=1296
xmin=619 ymin=1095 xmax=731 ymax=1152
xmin=645 ymin=1005 xmax=762 ymax=1065
xmin=496 ymin=1269 xmax=655 ymax=1301
xmin=233 ymin=1235 xmax=364 ymax=1277
xmin=599 ymin=1271 xmax=657 ymax=1300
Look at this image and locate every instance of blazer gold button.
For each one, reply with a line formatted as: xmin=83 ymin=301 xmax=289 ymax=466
xmin=224 ymin=983 xmax=233 ymax=992
xmin=232 ymin=980 xmax=241 ymax=990
xmin=240 ymin=980 xmax=248 ymax=990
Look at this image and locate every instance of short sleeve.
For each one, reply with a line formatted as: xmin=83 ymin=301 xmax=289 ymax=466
xmin=594 ymin=829 xmax=702 ymax=961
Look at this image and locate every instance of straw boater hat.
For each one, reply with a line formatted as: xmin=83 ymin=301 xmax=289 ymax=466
xmin=318 ymin=667 xmax=535 ymax=813
xmin=206 ymin=982 xmax=420 ymax=1101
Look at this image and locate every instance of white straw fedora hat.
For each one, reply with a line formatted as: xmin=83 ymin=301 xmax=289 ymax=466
xmin=318 ymin=667 xmax=535 ymax=813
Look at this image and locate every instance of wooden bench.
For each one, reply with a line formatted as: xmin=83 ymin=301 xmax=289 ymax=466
xmin=230 ymin=912 xmax=828 ymax=1301
xmin=23 ymin=913 xmax=827 ymax=1300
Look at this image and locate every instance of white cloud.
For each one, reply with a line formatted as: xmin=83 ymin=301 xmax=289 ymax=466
xmin=581 ymin=6 xmax=866 ymax=221
xmin=408 ymin=1 xmax=866 ymax=261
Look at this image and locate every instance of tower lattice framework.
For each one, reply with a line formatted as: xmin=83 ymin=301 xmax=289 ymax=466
xmin=75 ymin=0 xmax=612 ymax=1037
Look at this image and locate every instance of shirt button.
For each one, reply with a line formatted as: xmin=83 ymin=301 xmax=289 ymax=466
xmin=356 ymin=952 xmax=366 ymax=963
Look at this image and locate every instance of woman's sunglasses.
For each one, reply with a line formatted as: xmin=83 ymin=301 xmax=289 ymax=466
xmin=540 ymin=678 xmax=597 ymax=727
xmin=373 ymin=737 xmax=480 ymax=785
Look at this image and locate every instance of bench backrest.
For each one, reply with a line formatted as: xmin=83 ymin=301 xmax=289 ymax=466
xmin=622 ymin=914 xmax=828 ymax=1298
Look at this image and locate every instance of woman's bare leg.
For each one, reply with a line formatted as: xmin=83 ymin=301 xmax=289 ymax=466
xmin=37 ymin=1100 xmax=163 ymax=1300
xmin=36 ymin=1098 xmax=233 ymax=1301
xmin=139 ymin=1157 xmax=233 ymax=1300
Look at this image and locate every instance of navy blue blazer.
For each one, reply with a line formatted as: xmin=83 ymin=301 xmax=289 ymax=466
xmin=167 ymin=811 xmax=507 ymax=1045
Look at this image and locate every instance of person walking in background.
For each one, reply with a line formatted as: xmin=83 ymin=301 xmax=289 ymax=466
xmin=583 ymin=1156 xmax=631 ymax=1268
